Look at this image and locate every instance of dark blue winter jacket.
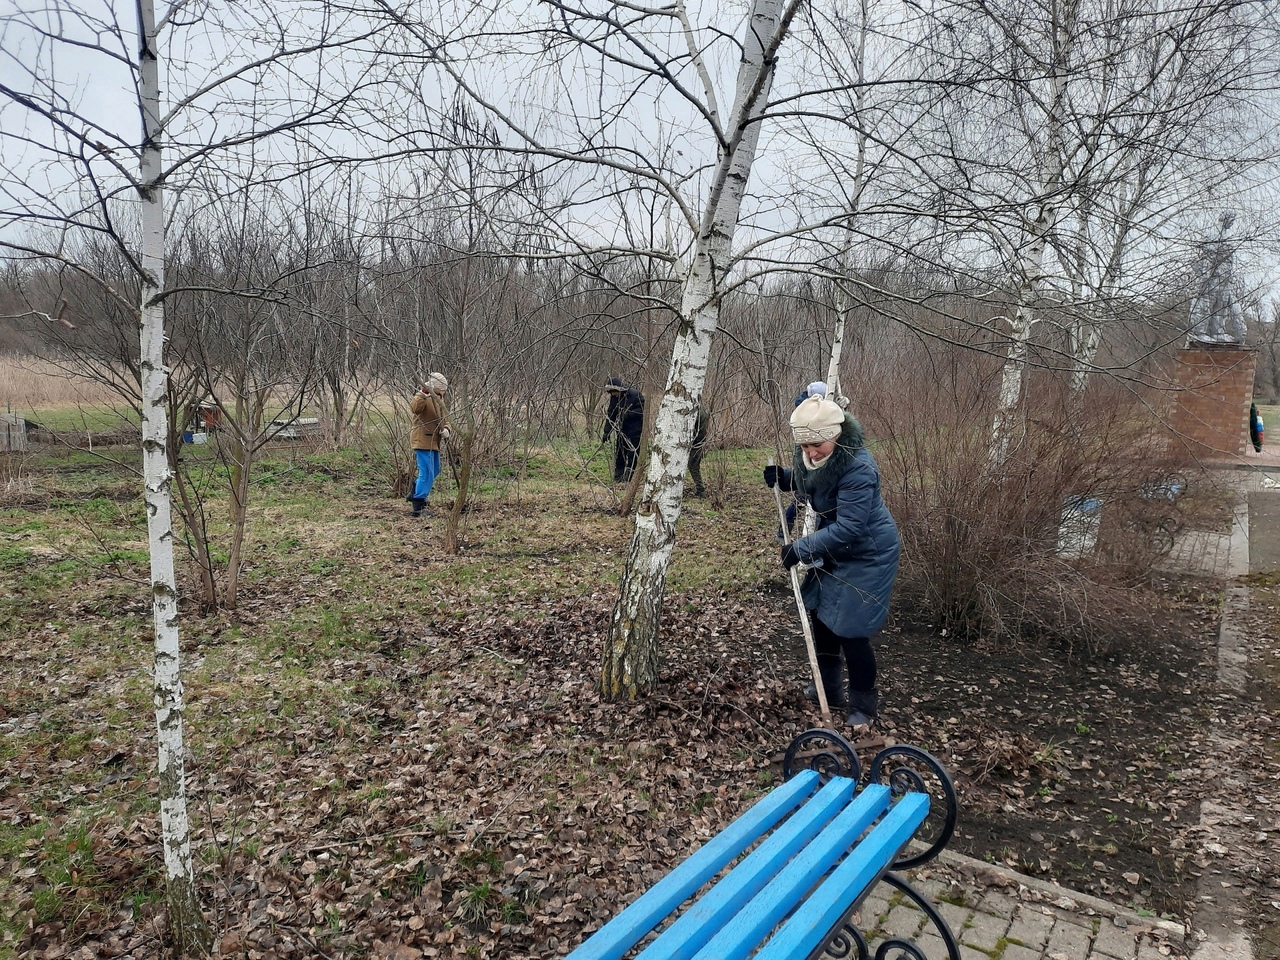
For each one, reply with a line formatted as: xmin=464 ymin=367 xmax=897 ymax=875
xmin=775 ymin=415 xmax=900 ymax=638
xmin=603 ymin=387 xmax=644 ymax=442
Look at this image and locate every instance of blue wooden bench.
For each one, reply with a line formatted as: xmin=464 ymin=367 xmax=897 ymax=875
xmin=566 ymin=729 xmax=960 ymax=960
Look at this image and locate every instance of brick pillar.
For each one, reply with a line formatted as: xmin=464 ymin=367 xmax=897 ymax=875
xmin=1169 ymin=345 xmax=1257 ymax=459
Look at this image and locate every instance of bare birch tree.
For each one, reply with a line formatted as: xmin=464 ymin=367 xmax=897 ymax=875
xmin=1054 ymin=3 xmax=1277 ymax=393
xmin=906 ymin=0 xmax=1278 ymax=464
xmin=599 ymin=0 xmax=805 ymax=696
xmin=780 ymin=0 xmax=918 ymax=402
xmin=129 ymin=0 xmax=210 ymax=944
xmin=0 ymin=0 xmax=398 ymax=948
xmin=362 ymin=0 xmax=818 ymax=696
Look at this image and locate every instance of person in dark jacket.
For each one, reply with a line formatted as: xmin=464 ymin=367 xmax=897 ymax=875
xmin=763 ymin=395 xmax=900 ymax=728
xmin=688 ymin=404 xmax=710 ymax=497
xmin=603 ymin=377 xmax=645 ymax=482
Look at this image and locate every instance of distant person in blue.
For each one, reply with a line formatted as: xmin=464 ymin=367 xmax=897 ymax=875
xmin=781 ymin=381 xmax=828 ymax=539
xmin=603 ymin=377 xmax=645 ymax=482
xmin=763 ymin=395 xmax=900 ymax=728
xmin=408 ymin=373 xmax=452 ymax=517
xmin=1251 ymin=402 xmax=1265 ymax=453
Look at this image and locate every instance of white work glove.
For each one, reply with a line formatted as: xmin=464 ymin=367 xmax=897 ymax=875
xmin=440 ymin=428 xmax=452 ymax=442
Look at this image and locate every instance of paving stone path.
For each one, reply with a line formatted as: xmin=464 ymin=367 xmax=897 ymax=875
xmin=869 ymin=857 xmax=1186 ymax=960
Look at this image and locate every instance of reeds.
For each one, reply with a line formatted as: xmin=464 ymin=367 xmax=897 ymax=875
xmin=0 ymin=351 xmax=122 ymax=409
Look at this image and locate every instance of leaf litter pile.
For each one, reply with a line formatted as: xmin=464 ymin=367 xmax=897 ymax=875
xmin=5 ymin=472 xmax=1280 ymax=959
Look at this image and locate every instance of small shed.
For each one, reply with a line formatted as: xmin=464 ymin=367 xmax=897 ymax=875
xmin=185 ymin=400 xmax=222 ymax=431
xmin=268 ymin=417 xmax=321 ymax=440
xmin=0 ymin=414 xmax=29 ymax=452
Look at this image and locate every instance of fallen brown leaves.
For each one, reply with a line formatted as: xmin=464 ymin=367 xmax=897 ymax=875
xmin=1 ymin=487 xmax=1261 ymax=959
xmin=4 ymin=565 xmax=823 ymax=958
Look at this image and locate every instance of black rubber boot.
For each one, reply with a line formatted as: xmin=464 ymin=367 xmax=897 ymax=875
xmin=410 ymin=498 xmax=426 ymax=517
xmin=804 ymin=655 xmax=848 ymax=709
xmin=845 ymin=688 xmax=878 ymax=728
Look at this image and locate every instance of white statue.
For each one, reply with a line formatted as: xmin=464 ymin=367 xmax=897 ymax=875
xmin=1188 ymin=212 xmax=1247 ymax=345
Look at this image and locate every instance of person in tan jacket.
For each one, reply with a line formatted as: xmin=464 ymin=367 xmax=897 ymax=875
xmin=408 ymin=372 xmax=452 ymax=517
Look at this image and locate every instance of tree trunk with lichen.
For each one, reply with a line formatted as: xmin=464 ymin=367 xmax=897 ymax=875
xmin=138 ymin=0 xmax=211 ymax=950
xmin=444 ymin=427 xmax=472 ymax=554
xmin=601 ymin=0 xmax=794 ymax=700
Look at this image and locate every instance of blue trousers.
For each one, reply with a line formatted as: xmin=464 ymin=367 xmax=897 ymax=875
xmin=413 ymin=449 xmax=441 ymax=501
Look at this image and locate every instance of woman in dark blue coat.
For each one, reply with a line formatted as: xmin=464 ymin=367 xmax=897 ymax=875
xmin=763 ymin=395 xmax=900 ymax=727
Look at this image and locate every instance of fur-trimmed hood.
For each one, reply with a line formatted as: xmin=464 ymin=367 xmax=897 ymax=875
xmin=792 ymin=413 xmax=865 ymax=499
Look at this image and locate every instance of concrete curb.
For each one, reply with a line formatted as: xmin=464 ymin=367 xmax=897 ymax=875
xmin=935 ymin=847 xmax=1188 ymax=943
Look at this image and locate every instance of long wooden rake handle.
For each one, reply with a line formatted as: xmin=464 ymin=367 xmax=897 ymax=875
xmin=768 ymin=456 xmax=830 ymax=719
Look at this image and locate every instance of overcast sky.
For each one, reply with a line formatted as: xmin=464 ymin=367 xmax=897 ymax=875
xmin=3 ymin=0 xmax=1279 ymax=310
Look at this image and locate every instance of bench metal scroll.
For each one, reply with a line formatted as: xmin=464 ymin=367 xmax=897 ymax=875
xmin=566 ymin=728 xmax=961 ymax=960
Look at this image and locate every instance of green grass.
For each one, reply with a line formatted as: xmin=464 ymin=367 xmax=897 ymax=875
xmin=0 ymin=545 xmax=29 ymax=570
xmin=25 ymin=404 xmax=140 ymax=433
xmin=0 ymin=818 xmax=113 ymax=941
xmin=0 ymin=517 xmax=46 ymax=534
xmin=460 ymin=881 xmax=495 ymax=925
xmin=76 ymin=496 xmax=143 ymax=525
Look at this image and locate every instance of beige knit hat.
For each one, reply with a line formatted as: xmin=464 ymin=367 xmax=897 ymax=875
xmin=425 ymin=372 xmax=449 ymax=394
xmin=790 ymin=396 xmax=844 ymax=444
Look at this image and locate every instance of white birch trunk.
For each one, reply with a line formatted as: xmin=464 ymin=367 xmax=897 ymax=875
xmin=1069 ymin=318 xmax=1103 ymax=395
xmin=1069 ymin=236 xmax=1123 ymax=395
xmin=1070 ymin=204 xmax=1130 ymax=395
xmin=602 ymin=0 xmax=795 ymax=699
xmin=989 ymin=4 xmax=1075 ymax=468
xmin=826 ymin=289 xmax=848 ymax=399
xmin=137 ymin=0 xmax=210 ymax=949
xmin=989 ymin=300 xmax=1037 ymax=466
xmin=825 ymin=0 xmax=868 ymax=407
xmin=803 ymin=275 xmax=853 ymax=540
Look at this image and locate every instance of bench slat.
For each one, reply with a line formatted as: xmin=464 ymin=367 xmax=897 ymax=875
xmin=564 ymin=770 xmax=822 ymax=960
xmin=636 ymin=777 xmax=858 ymax=960
xmin=753 ymin=792 xmax=931 ymax=960
xmin=689 ymin=782 xmax=893 ymax=960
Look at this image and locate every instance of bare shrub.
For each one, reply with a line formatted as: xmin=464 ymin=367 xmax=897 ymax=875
xmin=0 ymin=451 xmax=35 ymax=501
xmin=355 ymin=404 xmax=413 ymax=498
xmin=702 ymin=447 xmax=732 ymax=508
xmin=862 ymin=342 xmax=1207 ymax=653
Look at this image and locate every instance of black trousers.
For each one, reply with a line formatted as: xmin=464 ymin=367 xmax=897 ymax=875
xmin=812 ymin=615 xmax=876 ymax=692
xmin=688 ymin=442 xmax=706 ymax=494
xmin=614 ymin=429 xmax=641 ymax=481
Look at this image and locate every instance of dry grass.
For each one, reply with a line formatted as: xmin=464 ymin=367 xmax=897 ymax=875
xmin=0 ymin=352 xmax=124 ymax=410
